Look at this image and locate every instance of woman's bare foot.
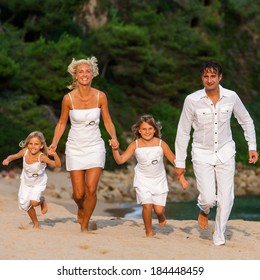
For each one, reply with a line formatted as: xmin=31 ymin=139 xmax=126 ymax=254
xmin=41 ymin=198 xmax=48 ymax=214
xmin=89 ymin=221 xmax=97 ymax=231
xmin=77 ymin=208 xmax=84 ymax=224
xmin=198 ymin=211 xmax=208 ymax=229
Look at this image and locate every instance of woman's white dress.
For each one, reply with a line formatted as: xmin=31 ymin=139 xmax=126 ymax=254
xmin=19 ymin=150 xmax=47 ymax=211
xmin=134 ymin=139 xmax=169 ymax=204
xmin=65 ymin=92 xmax=106 ymax=171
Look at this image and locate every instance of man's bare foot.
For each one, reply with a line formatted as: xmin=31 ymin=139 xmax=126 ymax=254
xmin=41 ymin=198 xmax=48 ymax=214
xmin=198 ymin=211 xmax=208 ymax=229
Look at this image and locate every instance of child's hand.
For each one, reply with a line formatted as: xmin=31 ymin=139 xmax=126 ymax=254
xmin=2 ymin=159 xmax=9 ymax=166
xmin=48 ymin=151 xmax=57 ymax=157
xmin=179 ymin=175 xmax=189 ymax=190
xmin=109 ymin=139 xmax=119 ymax=150
xmin=48 ymin=144 xmax=57 ymax=155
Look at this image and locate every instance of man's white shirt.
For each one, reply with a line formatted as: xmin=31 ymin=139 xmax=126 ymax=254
xmin=175 ymin=85 xmax=257 ymax=168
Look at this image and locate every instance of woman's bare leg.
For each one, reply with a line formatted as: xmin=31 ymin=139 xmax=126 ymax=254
xmin=80 ymin=168 xmax=102 ymax=232
xmin=70 ymin=170 xmax=86 ymax=224
xmin=142 ymin=204 xmax=153 ymax=237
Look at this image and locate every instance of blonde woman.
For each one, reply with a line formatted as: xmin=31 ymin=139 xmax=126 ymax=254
xmin=48 ymin=57 xmax=119 ymax=232
xmin=2 ymin=131 xmax=61 ymax=228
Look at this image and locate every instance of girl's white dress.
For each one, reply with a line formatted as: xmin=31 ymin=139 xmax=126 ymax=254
xmin=134 ymin=139 xmax=169 ymax=204
xmin=19 ymin=150 xmax=47 ymax=211
xmin=65 ymin=92 xmax=106 ymax=171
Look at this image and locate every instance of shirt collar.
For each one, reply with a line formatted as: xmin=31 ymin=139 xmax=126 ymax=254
xmin=200 ymin=85 xmax=226 ymax=99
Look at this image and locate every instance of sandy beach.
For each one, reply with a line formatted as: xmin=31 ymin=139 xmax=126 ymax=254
xmin=0 ymin=170 xmax=259 ymax=260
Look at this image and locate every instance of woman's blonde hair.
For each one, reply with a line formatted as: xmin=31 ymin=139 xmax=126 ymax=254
xmin=131 ymin=114 xmax=162 ymax=140
xmin=19 ymin=131 xmax=48 ymax=155
xmin=67 ymin=56 xmax=99 ymax=90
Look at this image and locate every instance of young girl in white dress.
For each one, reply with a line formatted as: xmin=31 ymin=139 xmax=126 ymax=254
xmin=110 ymin=114 xmax=188 ymax=237
xmin=2 ymin=131 xmax=61 ymax=228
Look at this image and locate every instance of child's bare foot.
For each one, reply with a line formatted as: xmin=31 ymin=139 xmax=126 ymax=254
xmin=33 ymin=222 xmax=40 ymax=229
xmin=198 ymin=211 xmax=208 ymax=229
xmin=41 ymin=198 xmax=48 ymax=214
xmin=146 ymin=231 xmax=153 ymax=237
xmin=158 ymin=215 xmax=167 ymax=227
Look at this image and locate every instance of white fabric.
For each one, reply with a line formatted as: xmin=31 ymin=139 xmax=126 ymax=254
xmin=65 ymin=92 xmax=106 ymax=171
xmin=19 ymin=150 xmax=47 ymax=211
xmin=137 ymin=190 xmax=168 ymax=206
xmin=175 ymin=85 xmax=257 ymax=168
xmin=134 ymin=140 xmax=168 ymax=205
xmin=192 ymin=157 xmax=235 ymax=245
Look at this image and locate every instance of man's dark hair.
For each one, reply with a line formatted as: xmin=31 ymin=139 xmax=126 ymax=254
xmin=200 ymin=61 xmax=222 ymax=76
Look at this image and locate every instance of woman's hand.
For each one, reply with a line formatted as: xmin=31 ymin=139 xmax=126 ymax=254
xmin=48 ymin=144 xmax=57 ymax=155
xmin=109 ymin=139 xmax=119 ymax=150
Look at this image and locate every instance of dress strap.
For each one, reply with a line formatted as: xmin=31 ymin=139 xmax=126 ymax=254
xmin=135 ymin=139 xmax=138 ymax=148
xmin=97 ymin=91 xmax=100 ymax=108
xmin=159 ymin=139 xmax=162 ymax=146
xmin=38 ymin=153 xmax=43 ymax=162
xmin=68 ymin=93 xmax=74 ymax=110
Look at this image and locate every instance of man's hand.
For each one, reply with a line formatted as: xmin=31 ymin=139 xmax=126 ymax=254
xmin=249 ymin=150 xmax=258 ymax=164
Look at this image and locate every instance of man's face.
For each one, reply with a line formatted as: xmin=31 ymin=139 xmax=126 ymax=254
xmin=201 ymin=68 xmax=222 ymax=92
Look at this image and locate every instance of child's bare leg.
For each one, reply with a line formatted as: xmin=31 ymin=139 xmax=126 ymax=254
xmin=142 ymin=204 xmax=153 ymax=237
xmin=198 ymin=210 xmax=208 ymax=229
xmin=27 ymin=206 xmax=40 ymax=228
xmin=153 ymin=205 xmax=166 ymax=227
xmin=40 ymin=197 xmax=48 ymax=214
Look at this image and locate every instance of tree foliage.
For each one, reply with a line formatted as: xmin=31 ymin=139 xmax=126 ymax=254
xmin=0 ymin=0 xmax=259 ymax=169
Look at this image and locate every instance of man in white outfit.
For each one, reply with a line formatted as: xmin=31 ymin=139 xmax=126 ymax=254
xmin=174 ymin=61 xmax=258 ymax=245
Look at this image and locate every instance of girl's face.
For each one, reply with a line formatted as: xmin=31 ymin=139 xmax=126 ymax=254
xmin=138 ymin=122 xmax=156 ymax=141
xmin=76 ymin=63 xmax=93 ymax=86
xmin=27 ymin=137 xmax=43 ymax=155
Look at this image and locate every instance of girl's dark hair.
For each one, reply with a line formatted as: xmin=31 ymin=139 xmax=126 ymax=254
xmin=131 ymin=114 xmax=162 ymax=140
xmin=200 ymin=61 xmax=222 ymax=76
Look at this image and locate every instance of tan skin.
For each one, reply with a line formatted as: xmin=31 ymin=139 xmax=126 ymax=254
xmin=112 ymin=122 xmax=188 ymax=236
xmin=2 ymin=137 xmax=61 ymax=228
xmin=175 ymin=68 xmax=259 ymax=230
xmin=48 ymin=63 xmax=119 ymax=232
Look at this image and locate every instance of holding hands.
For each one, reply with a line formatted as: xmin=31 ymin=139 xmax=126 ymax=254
xmin=109 ymin=138 xmax=119 ymax=150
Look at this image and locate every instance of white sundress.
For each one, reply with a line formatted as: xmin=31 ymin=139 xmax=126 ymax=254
xmin=134 ymin=139 xmax=169 ymax=204
xmin=19 ymin=150 xmax=47 ymax=211
xmin=65 ymin=91 xmax=106 ymax=171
